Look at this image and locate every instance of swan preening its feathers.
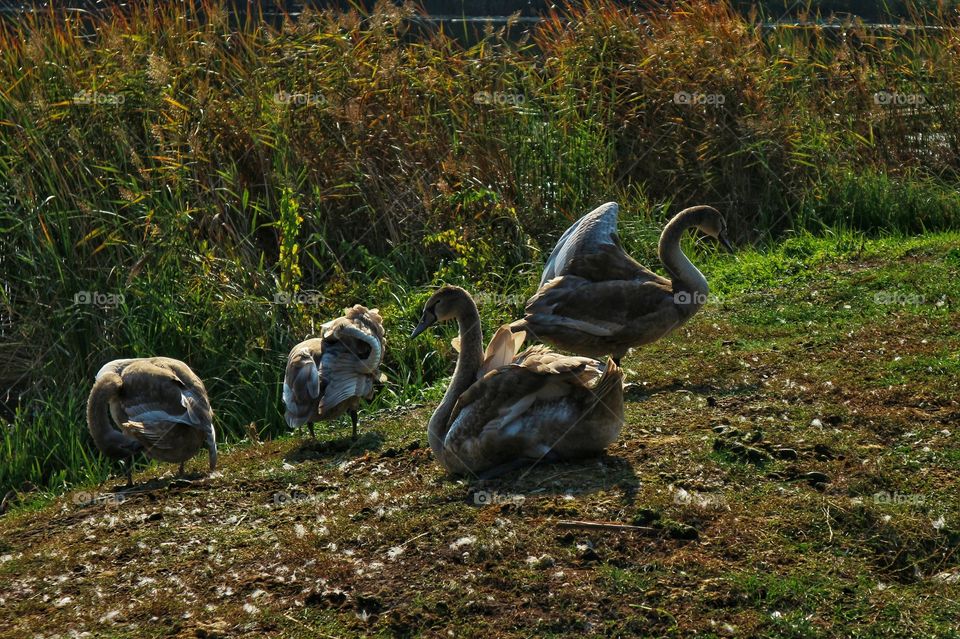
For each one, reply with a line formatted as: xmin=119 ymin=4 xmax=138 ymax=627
xmin=511 ymin=202 xmax=733 ymax=363
xmin=283 ymin=305 xmax=386 ymax=439
xmin=86 ymin=357 xmax=217 ymax=486
xmin=411 ymin=286 xmax=624 ymax=477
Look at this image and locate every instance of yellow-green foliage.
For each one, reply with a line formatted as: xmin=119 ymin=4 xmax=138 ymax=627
xmin=2 ymin=0 xmax=960 ymax=493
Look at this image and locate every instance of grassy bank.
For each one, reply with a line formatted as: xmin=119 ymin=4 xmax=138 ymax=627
xmin=2 ymin=0 xmax=960 ymax=495
xmin=1 ymin=232 xmax=957 ymax=637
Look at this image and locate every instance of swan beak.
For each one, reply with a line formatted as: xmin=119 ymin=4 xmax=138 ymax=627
xmin=410 ymin=314 xmax=435 ymax=338
xmin=718 ymin=232 xmax=735 ymax=253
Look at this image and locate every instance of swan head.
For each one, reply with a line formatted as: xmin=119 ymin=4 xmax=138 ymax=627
xmin=690 ymin=206 xmax=734 ymax=253
xmin=410 ymin=285 xmax=469 ymax=338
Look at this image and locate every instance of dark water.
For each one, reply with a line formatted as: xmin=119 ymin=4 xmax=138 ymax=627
xmin=0 ymin=1 xmax=948 ymax=51
xmin=0 ymin=0 xmax=953 ymax=24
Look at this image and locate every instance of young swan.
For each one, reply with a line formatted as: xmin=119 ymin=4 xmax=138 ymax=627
xmin=511 ymin=203 xmax=734 ymax=364
xmin=411 ymin=285 xmax=624 ymax=478
xmin=87 ymin=357 xmax=217 ymax=486
xmin=283 ymin=305 xmax=386 ymax=439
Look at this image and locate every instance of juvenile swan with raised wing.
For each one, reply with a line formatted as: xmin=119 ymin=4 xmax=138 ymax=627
xmin=511 ymin=203 xmax=733 ymax=363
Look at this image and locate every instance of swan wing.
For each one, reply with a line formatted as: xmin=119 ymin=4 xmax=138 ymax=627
xmin=541 ymin=202 xmax=620 ymax=284
xmin=120 ymin=420 xmax=185 ymax=452
xmin=116 ymin=359 xmax=211 ymax=430
xmin=541 ymin=202 xmax=664 ymax=284
xmin=283 ymin=340 xmax=323 ymax=426
xmin=525 ymin=276 xmax=676 ymax=338
xmin=566 ymin=242 xmax=663 ymax=283
xmin=316 ymin=318 xmax=382 ymax=414
xmin=512 ymin=345 xmax=605 ymax=384
xmin=94 ymin=358 xmax=138 ymax=380
xmin=316 ymin=345 xmax=369 ymax=414
xmin=442 ymin=362 xmax=604 ymax=473
xmin=478 ymin=324 xmax=523 ymax=378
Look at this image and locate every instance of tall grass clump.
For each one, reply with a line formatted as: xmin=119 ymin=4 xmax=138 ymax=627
xmin=1 ymin=0 xmax=959 ymax=494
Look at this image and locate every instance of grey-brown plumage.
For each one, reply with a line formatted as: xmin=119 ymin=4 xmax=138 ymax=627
xmin=511 ymin=203 xmax=734 ymax=363
xmin=411 ymin=286 xmax=624 ymax=477
xmin=283 ymin=305 xmax=386 ymax=439
xmin=86 ymin=357 xmax=217 ymax=486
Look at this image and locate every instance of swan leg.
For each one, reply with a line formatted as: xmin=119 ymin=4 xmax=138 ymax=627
xmin=178 ymin=461 xmax=185 ymax=477
xmin=124 ymin=460 xmax=134 ymax=488
xmin=308 ymin=422 xmax=316 ymax=439
xmin=350 ymin=409 xmax=359 ymax=440
xmin=206 ymin=432 xmax=218 ymax=472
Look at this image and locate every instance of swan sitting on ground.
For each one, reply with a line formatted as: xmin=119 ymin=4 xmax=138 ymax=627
xmin=412 ymin=285 xmax=624 ymax=478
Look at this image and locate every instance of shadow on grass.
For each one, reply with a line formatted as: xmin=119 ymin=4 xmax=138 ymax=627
xmin=465 ymin=454 xmax=640 ymax=506
xmin=284 ymin=430 xmax=384 ymax=463
xmin=624 ymin=380 xmax=760 ymax=402
xmin=37 ymin=474 xmax=216 ymax=518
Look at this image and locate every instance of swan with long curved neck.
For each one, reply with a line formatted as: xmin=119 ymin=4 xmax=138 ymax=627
xmin=283 ymin=305 xmax=386 ymax=439
xmin=511 ymin=203 xmax=734 ymax=363
xmin=87 ymin=357 xmax=217 ymax=486
xmin=412 ymin=286 xmax=624 ymax=477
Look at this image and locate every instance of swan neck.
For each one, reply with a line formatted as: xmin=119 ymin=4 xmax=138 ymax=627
xmin=428 ymin=299 xmax=483 ymax=460
xmin=659 ymin=212 xmax=709 ymax=309
xmin=86 ymin=373 xmax=125 ymax=451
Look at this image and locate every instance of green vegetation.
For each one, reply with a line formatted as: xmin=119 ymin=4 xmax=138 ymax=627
xmin=1 ymin=0 xmax=959 ymax=501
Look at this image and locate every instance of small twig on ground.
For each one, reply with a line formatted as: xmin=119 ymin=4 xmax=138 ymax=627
xmin=396 ymin=531 xmax=429 ymax=548
xmin=823 ymin=503 xmax=834 ymax=542
xmin=556 ymin=520 xmax=660 ymax=535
